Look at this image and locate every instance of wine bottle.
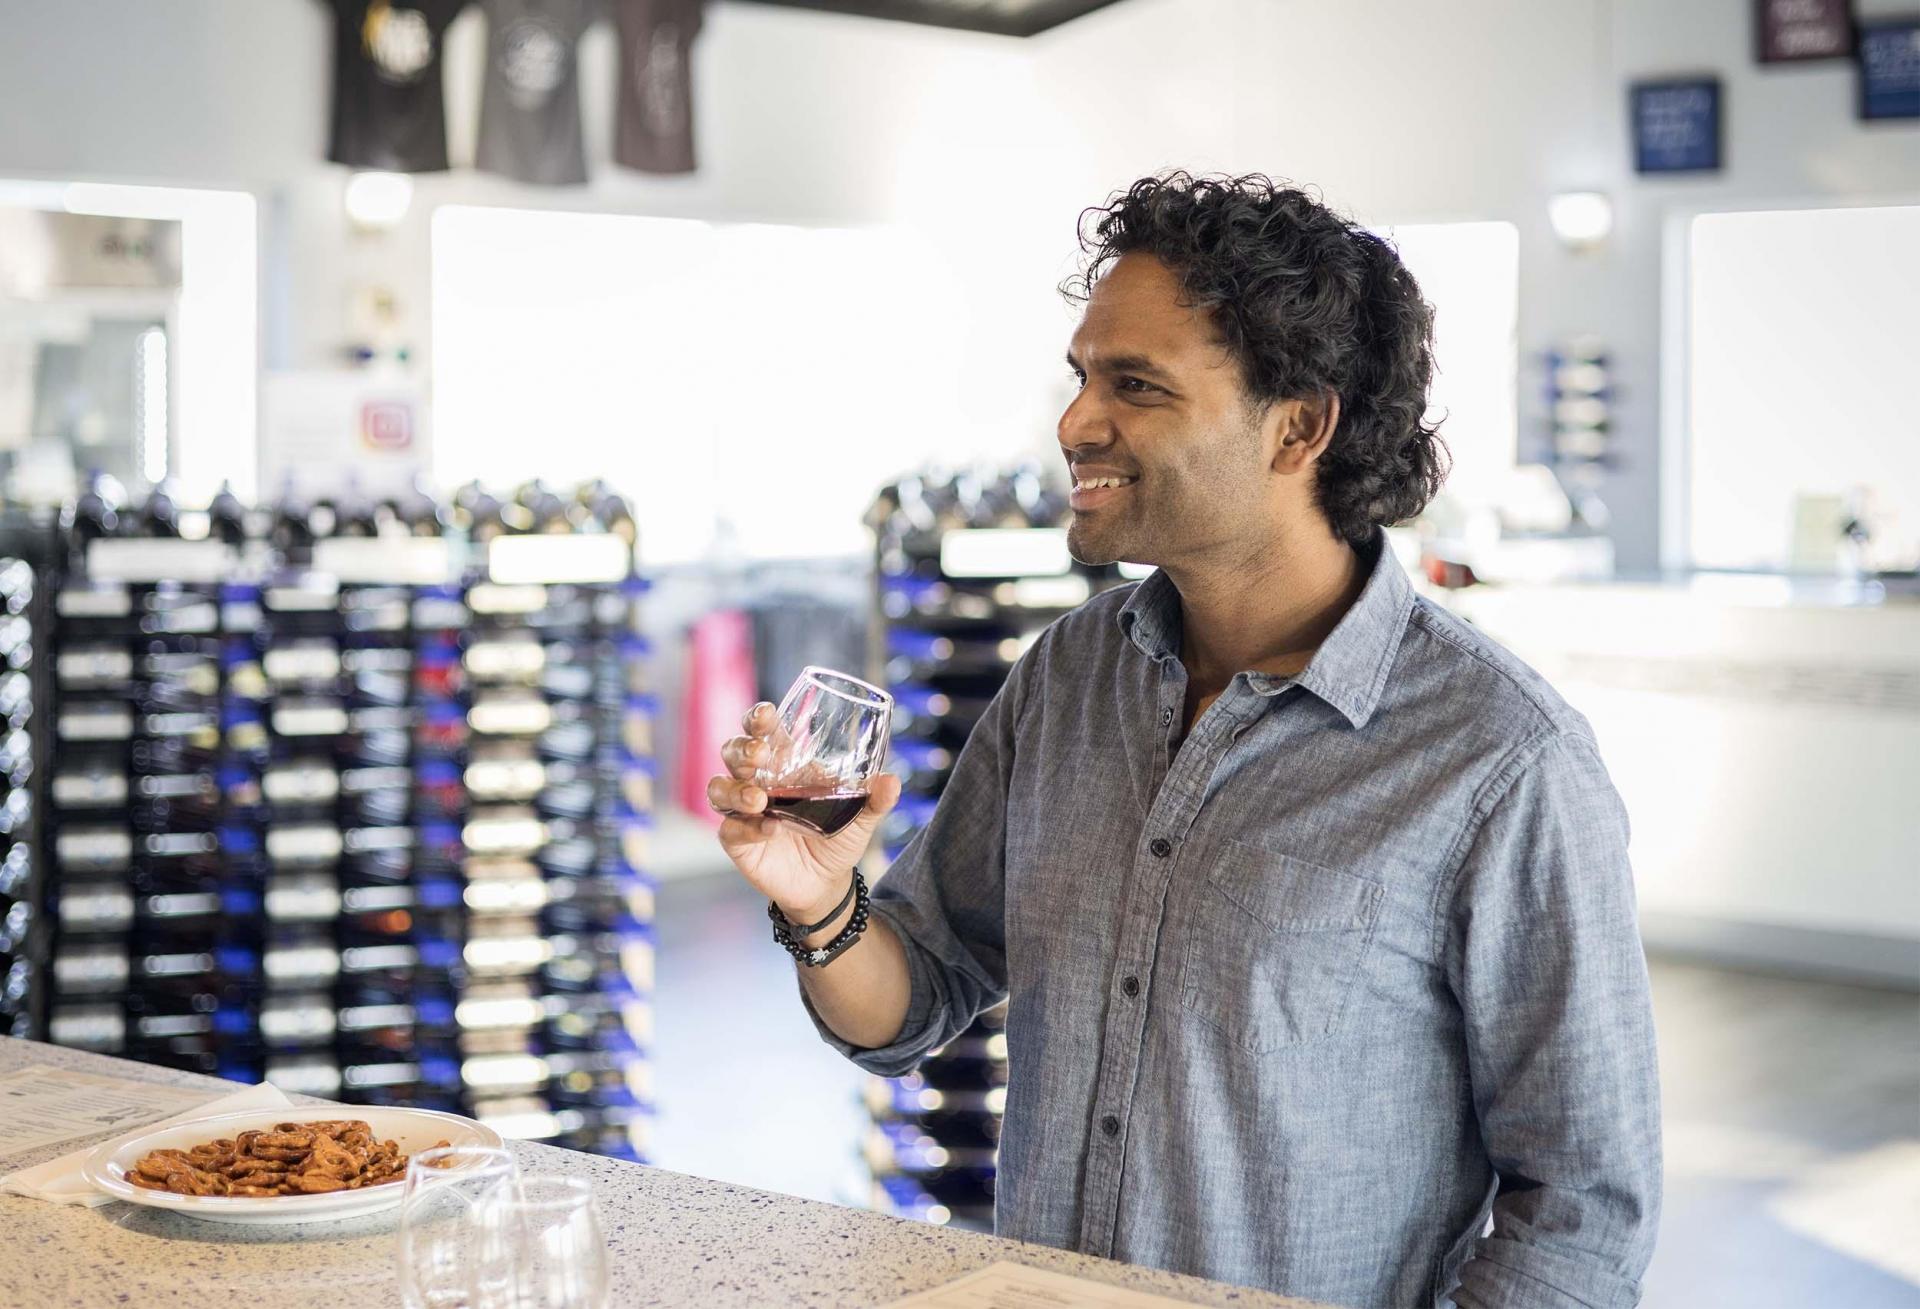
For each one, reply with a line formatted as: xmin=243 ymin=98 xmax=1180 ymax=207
xmin=64 ymin=472 xmax=124 ymax=568
xmin=207 ymin=481 xmax=248 ymax=547
xmin=140 ymin=479 xmax=182 ymax=537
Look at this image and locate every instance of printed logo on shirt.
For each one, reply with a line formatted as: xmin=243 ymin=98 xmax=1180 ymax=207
xmin=364 ymin=2 xmax=435 ymax=85
xmin=500 ymin=17 xmax=567 ymax=108
xmin=638 ymin=24 xmax=688 ymax=136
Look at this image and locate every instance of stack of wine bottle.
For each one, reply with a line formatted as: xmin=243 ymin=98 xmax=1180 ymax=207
xmin=862 ymin=464 xmax=1125 ymax=1229
xmin=0 ymin=557 xmax=37 ymax=1042
xmin=19 ymin=475 xmax=654 ymax=1161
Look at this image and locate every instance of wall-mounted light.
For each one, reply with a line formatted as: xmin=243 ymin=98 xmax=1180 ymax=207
xmin=344 ymin=171 xmax=413 ymax=230
xmin=1548 ymin=191 xmax=1613 ymax=250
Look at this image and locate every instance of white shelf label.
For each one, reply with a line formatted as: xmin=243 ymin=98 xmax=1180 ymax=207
xmin=939 ymin=528 xmax=1072 ymax=579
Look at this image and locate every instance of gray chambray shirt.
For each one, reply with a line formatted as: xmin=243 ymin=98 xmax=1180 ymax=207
xmin=807 ymin=533 xmax=1662 ymax=1309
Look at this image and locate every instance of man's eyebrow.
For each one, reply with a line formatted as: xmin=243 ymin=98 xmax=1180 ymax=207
xmin=1065 ymin=351 xmax=1176 ymax=382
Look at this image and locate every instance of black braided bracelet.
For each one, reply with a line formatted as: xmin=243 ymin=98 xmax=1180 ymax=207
xmin=776 ymin=875 xmax=859 ymax=937
xmin=768 ymin=870 xmax=870 ymax=968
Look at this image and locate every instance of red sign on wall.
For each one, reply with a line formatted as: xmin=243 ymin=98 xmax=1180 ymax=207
xmin=1756 ymin=0 xmax=1853 ymax=63
xmin=360 ymin=399 xmax=415 ymax=451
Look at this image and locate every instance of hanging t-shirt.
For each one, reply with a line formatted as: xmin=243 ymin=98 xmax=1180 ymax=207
xmin=613 ymin=0 xmax=705 ymax=175
xmin=324 ymin=0 xmax=469 ymax=173
xmin=476 ymin=0 xmax=595 ymax=185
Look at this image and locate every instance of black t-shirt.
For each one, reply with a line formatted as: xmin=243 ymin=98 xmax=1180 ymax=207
xmin=613 ymin=0 xmax=705 ymax=175
xmin=325 ymin=0 xmax=470 ymax=172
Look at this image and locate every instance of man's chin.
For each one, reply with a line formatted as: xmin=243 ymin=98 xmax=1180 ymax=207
xmin=1066 ymin=518 xmax=1126 ymax=567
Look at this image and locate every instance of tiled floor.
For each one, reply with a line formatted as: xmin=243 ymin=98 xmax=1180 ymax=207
xmin=649 ymin=871 xmax=1920 ymax=1307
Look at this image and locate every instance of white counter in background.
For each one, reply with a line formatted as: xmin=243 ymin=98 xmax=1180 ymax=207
xmin=0 ymin=1039 xmax=1330 ymax=1309
xmin=1438 ymin=577 xmax=1920 ymax=987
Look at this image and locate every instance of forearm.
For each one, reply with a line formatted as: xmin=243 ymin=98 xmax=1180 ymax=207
xmin=1446 ymin=732 xmax=1663 ymax=1309
xmin=789 ymin=899 xmax=914 ymax=1051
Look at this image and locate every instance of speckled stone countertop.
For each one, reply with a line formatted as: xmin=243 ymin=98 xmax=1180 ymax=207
xmin=0 ymin=1039 xmax=1331 ymax=1308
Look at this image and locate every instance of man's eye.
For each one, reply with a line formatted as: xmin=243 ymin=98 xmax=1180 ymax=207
xmin=1070 ymin=370 xmax=1087 ymax=389
xmin=1118 ymin=377 xmax=1158 ymax=394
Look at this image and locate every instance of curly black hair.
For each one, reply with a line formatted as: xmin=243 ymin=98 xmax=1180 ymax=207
xmin=1061 ymin=172 xmax=1449 ymax=547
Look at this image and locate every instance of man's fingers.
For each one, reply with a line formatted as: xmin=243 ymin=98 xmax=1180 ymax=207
xmin=717 ymin=814 xmax=772 ymax=848
xmin=720 ymin=735 xmax=767 ymax=779
xmin=863 ymin=772 xmax=903 ymax=816
xmin=742 ymin=702 xmax=777 ymax=737
xmin=706 ymin=776 xmax=768 ymax=815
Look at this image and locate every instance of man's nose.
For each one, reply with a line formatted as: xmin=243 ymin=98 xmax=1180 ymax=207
xmin=1057 ymin=386 xmax=1110 ymax=454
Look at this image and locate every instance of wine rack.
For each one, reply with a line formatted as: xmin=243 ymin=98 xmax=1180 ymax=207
xmin=0 ymin=551 xmax=41 ymax=1043
xmin=863 ymin=464 xmax=1125 ymax=1229
xmin=27 ymin=480 xmax=655 ymax=1161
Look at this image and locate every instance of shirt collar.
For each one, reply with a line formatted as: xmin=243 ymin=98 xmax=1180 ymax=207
xmin=1116 ymin=530 xmax=1414 ymax=729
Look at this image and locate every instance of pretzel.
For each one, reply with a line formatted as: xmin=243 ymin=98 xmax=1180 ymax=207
xmin=127 ymin=1122 xmax=453 ymax=1199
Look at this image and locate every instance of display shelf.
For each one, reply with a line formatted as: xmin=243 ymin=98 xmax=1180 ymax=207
xmin=27 ymin=481 xmax=654 ymax=1162
xmin=0 ymin=551 xmax=41 ymax=1043
xmin=862 ymin=465 xmax=1122 ymax=1231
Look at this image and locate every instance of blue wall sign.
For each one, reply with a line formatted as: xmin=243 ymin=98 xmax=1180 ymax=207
xmin=1632 ymin=78 xmax=1724 ymax=174
xmin=1858 ymin=18 xmax=1920 ymax=120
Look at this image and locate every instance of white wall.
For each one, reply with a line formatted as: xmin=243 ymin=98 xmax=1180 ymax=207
xmin=1448 ymin=580 xmax=1920 ymax=983
xmin=1019 ymin=0 xmax=1920 ymax=571
xmin=5 ymin=0 xmax=1920 ymax=568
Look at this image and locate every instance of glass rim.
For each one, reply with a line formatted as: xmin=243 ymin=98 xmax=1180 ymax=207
xmin=504 ymin=1176 xmax=598 ymax=1210
xmin=407 ymin=1144 xmax=518 ymax=1175
xmin=798 ymin=665 xmax=892 ymax=710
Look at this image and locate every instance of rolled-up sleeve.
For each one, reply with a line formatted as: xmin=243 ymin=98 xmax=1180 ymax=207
xmin=800 ymin=633 xmax=1042 ymax=1077
xmin=1443 ymin=731 xmax=1663 ymax=1309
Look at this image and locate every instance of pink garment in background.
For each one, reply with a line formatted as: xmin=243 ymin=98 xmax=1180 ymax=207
xmin=675 ymin=608 xmax=757 ymax=828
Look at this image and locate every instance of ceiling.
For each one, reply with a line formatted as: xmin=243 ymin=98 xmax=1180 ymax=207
xmin=737 ymin=0 xmax=1127 ymax=38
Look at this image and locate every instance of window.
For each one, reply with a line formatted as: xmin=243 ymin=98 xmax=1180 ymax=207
xmin=1375 ymin=221 xmax=1520 ymax=511
xmin=1684 ymin=205 xmax=1920 ymax=572
xmin=431 ymin=207 xmax=966 ymax=564
xmin=0 ymin=180 xmax=256 ymax=501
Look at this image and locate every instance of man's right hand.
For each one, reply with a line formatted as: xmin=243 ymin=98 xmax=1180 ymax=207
xmin=707 ymin=702 xmax=902 ymax=930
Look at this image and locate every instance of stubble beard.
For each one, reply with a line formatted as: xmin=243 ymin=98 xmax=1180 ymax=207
xmin=1067 ymin=496 xmax=1157 ymax=568
xmin=1065 ymin=513 xmax=1117 ymax=566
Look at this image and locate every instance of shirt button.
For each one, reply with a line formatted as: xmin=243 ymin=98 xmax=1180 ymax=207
xmin=1100 ymin=1114 xmax=1120 ymax=1138
xmin=1159 ymin=706 xmax=1174 ymax=727
xmin=1121 ymin=975 xmax=1140 ymax=998
xmin=1149 ymin=837 xmax=1173 ymax=858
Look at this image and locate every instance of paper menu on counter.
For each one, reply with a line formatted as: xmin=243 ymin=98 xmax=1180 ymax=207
xmin=0 ymin=1066 xmax=218 ymax=1162
xmin=885 ymin=1262 xmax=1206 ymax=1308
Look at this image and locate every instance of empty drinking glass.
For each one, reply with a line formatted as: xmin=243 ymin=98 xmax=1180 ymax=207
xmin=397 ymin=1145 xmax=521 ymax=1309
xmin=477 ymin=1176 xmax=610 ymax=1309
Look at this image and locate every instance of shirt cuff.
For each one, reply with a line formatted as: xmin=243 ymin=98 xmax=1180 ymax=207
xmin=1452 ymin=1236 xmax=1643 ymax=1309
xmin=796 ymin=899 xmax=951 ymax=1078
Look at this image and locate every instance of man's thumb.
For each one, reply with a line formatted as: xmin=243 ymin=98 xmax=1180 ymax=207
xmin=862 ymin=772 xmax=902 ymax=820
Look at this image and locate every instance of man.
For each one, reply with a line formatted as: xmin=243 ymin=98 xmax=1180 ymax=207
xmin=709 ymin=173 xmax=1661 ymax=1309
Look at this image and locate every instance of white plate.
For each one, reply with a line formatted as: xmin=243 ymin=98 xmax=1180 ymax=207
xmin=83 ymin=1106 xmax=504 ymax=1225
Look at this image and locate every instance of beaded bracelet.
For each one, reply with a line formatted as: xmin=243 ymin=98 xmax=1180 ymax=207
xmin=767 ymin=870 xmax=870 ymax=968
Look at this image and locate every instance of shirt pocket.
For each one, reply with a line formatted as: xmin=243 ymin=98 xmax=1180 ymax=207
xmin=1180 ymin=840 xmax=1386 ymax=1055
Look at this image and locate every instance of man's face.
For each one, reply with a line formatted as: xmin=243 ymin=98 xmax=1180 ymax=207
xmin=1059 ymin=253 xmax=1273 ymax=568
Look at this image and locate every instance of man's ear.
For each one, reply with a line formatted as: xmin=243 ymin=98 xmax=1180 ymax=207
xmin=1273 ymin=390 xmax=1341 ymax=474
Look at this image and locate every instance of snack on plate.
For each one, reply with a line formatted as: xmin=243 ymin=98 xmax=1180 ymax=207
xmin=126 ymin=1120 xmax=452 ymax=1198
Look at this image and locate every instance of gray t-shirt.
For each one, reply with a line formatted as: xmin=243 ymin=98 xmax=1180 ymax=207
xmin=476 ymin=0 xmax=594 ymax=185
xmin=613 ymin=0 xmax=704 ymax=175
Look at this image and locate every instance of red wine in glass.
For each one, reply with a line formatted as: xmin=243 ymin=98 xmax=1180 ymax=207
xmin=756 ymin=667 xmax=892 ymax=839
xmin=764 ymin=785 xmax=869 ymax=836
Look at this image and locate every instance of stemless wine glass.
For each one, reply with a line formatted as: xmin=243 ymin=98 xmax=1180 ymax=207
xmin=752 ymin=665 xmax=893 ymax=837
xmin=397 ymin=1145 xmax=522 ymax=1309
xmin=475 ymin=1176 xmax=611 ymax=1309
